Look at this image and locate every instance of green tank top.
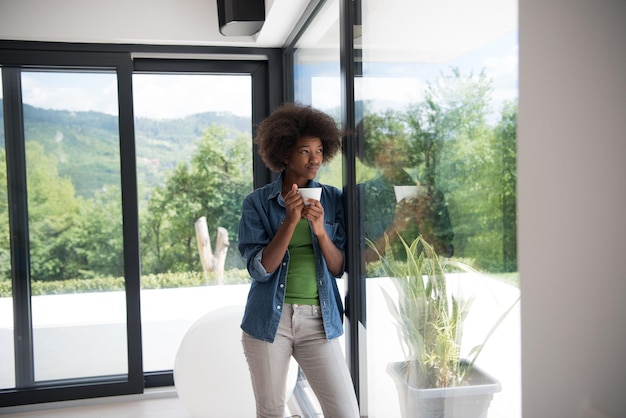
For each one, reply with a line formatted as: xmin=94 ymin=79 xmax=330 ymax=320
xmin=284 ymin=219 xmax=318 ymax=305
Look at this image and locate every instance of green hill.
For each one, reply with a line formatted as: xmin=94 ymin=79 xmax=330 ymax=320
xmin=0 ymin=99 xmax=251 ymax=200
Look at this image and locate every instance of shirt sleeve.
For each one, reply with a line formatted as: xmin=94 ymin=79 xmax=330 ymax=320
xmin=251 ymin=248 xmax=269 ymax=276
xmin=238 ymin=194 xmax=275 ymax=282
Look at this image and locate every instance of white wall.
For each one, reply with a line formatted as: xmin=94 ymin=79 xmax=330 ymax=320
xmin=519 ymin=1 xmax=626 ymax=417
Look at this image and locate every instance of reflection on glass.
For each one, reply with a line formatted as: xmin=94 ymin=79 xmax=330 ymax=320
xmin=358 ymin=1 xmax=519 ymax=417
xmin=0 ymin=74 xmax=17 ymax=389
xmin=293 ymin=0 xmax=342 ymax=189
xmin=291 ymin=1 xmax=344 ymax=413
xmin=360 ymin=110 xmax=454 ymax=264
xmin=133 ymin=73 xmax=253 ymax=372
xmin=20 ymin=71 xmax=128 ymax=381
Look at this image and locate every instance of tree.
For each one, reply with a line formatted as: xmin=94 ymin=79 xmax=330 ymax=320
xmin=0 ymin=142 xmax=125 ymax=282
xmin=140 ymin=125 xmax=252 ymax=274
xmin=495 ymin=100 xmax=518 ymax=272
xmin=401 ymin=68 xmax=518 ymax=272
xmin=0 ymin=149 xmax=10 ymax=281
xmin=25 ymin=142 xmax=82 ymax=281
xmin=73 ymin=186 xmax=125 ymax=278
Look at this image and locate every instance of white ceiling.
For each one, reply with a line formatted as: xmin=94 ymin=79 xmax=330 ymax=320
xmin=0 ymin=0 xmax=311 ymax=48
xmin=0 ymin=0 xmax=517 ymax=63
xmin=294 ymin=0 xmax=518 ymax=63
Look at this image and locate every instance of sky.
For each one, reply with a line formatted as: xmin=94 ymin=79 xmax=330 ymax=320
xmin=16 ymin=72 xmax=253 ymax=119
xmin=2 ymin=31 xmax=518 ymax=121
xmin=309 ymin=30 xmax=518 ymax=116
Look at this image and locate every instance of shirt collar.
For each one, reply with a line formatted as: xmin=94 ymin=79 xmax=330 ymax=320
xmin=268 ymin=173 xmax=283 ymax=201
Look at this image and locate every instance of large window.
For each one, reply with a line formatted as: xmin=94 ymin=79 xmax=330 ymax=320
xmin=132 ymin=72 xmax=254 ymax=374
xmin=23 ymin=71 xmax=128 ymax=381
xmin=0 ymin=65 xmax=140 ymax=399
xmin=292 ymin=0 xmax=342 ymax=189
xmin=0 ymin=47 xmax=278 ymax=407
xmin=0 ymin=75 xmax=13 ymax=389
xmin=289 ymin=1 xmax=345 ymax=412
xmin=291 ymin=0 xmax=519 ymax=417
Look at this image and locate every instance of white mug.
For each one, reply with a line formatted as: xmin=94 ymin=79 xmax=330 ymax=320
xmin=297 ymin=187 xmax=322 ymax=205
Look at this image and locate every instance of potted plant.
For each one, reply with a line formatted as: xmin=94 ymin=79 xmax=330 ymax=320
xmin=368 ymin=234 xmax=519 ymax=418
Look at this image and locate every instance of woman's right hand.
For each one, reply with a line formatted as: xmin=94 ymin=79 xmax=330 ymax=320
xmin=283 ymin=184 xmax=304 ymax=224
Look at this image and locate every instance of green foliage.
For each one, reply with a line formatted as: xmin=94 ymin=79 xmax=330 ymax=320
xmin=0 ymin=149 xmax=10 ymax=280
xmin=0 ymin=71 xmax=519 ymax=287
xmin=360 ymin=109 xmax=413 ymax=168
xmin=495 ymin=101 xmax=518 ymax=272
xmin=6 ymin=102 xmax=250 ymax=200
xmin=134 ymin=112 xmax=250 ymax=201
xmin=369 ymin=234 xmax=519 ymax=389
xmin=414 ymin=70 xmax=495 ymax=252
xmin=21 ymin=104 xmax=121 ymax=200
xmin=25 ymin=142 xmax=82 ymax=281
xmin=0 ymin=108 xmax=253 ymax=282
xmin=316 ymin=156 xmax=343 ymax=189
xmin=11 ymin=143 xmax=125 ymax=282
xmin=362 ymin=67 xmax=518 ymax=272
xmin=73 ymin=187 xmax=125 ymax=277
xmin=0 ymin=269 xmax=250 ymax=297
xmin=139 ymin=124 xmax=252 ymax=274
xmin=373 ymin=234 xmax=471 ymax=388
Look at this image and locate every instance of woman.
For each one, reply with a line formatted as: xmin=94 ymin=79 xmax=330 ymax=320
xmin=237 ymin=103 xmax=359 ymax=418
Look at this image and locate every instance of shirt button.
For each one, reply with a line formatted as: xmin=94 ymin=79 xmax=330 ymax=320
xmin=277 ymin=305 xmax=281 ymax=310
xmin=280 ymin=283 xmax=284 ymax=288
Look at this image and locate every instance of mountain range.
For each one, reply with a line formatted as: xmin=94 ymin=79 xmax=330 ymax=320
xmin=0 ymin=99 xmax=251 ymax=201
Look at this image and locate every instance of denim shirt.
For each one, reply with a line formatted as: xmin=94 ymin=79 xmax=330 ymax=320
xmin=237 ymin=174 xmax=346 ymax=343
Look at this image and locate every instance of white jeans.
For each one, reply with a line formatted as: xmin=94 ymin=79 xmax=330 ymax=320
xmin=242 ymin=303 xmax=360 ymax=418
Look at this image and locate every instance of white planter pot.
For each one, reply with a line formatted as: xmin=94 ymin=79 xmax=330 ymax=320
xmin=387 ymin=361 xmax=501 ymax=418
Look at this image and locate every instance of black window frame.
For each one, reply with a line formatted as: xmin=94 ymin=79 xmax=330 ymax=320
xmin=281 ymin=0 xmax=365 ymax=404
xmin=0 ymin=40 xmax=282 ymax=407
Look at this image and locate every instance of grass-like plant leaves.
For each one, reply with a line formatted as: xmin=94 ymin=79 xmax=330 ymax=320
xmin=368 ymin=234 xmax=519 ymax=389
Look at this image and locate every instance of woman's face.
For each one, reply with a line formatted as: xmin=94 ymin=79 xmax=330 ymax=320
xmin=284 ymin=136 xmax=324 ymax=185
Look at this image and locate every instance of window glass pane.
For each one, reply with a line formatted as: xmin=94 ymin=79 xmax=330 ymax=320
xmin=0 ymin=72 xmax=16 ymax=389
xmin=292 ymin=0 xmax=344 ymax=413
xmin=21 ymin=71 xmax=128 ymax=381
xmin=359 ymin=1 xmax=519 ymax=417
xmin=294 ymin=0 xmax=342 ymax=189
xmin=133 ymin=73 xmax=253 ymax=373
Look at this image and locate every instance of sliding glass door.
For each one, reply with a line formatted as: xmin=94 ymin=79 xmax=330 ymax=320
xmin=1 ymin=55 xmax=143 ymax=406
xmin=0 ymin=46 xmax=278 ymax=407
xmin=132 ymin=68 xmax=255 ymax=379
xmin=23 ymin=70 xmax=129 ymax=382
xmin=288 ymin=0 xmax=520 ymax=416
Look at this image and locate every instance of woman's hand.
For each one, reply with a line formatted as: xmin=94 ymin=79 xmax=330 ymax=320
xmin=301 ymin=199 xmax=325 ymax=236
xmin=258 ymin=184 xmax=303 ymax=273
xmin=301 ymin=193 xmax=344 ymax=276
xmin=283 ymin=184 xmax=304 ymax=223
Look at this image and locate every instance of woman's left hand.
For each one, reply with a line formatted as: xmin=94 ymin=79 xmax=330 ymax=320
xmin=303 ymin=199 xmax=343 ymax=275
xmin=302 ymin=200 xmax=326 ymax=237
